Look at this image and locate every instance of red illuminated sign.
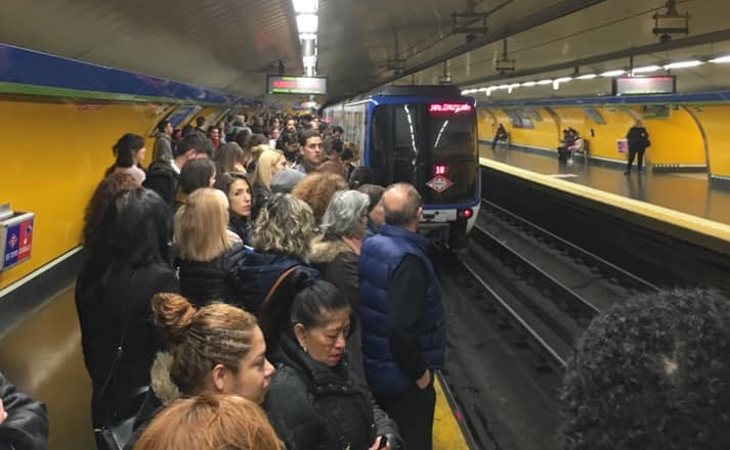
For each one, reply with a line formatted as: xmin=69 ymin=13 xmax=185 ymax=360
xmin=267 ymin=76 xmax=328 ymax=95
xmin=434 ymin=164 xmax=448 ymax=176
xmin=428 ymin=103 xmax=473 ymax=114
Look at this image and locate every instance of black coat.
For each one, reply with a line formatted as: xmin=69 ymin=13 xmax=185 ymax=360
xmin=626 ymin=126 xmax=650 ymax=151
xmin=75 ymin=261 xmax=179 ymax=426
xmin=176 ymin=244 xmax=247 ymax=308
xmin=236 ymin=252 xmax=319 ymax=315
xmin=229 ymin=216 xmax=254 ymax=247
xmin=264 ymin=334 xmax=399 ymax=450
xmin=143 ymin=162 xmax=178 ymax=207
xmin=309 ymin=237 xmax=365 ymax=380
xmin=0 ymin=372 xmax=48 ymax=450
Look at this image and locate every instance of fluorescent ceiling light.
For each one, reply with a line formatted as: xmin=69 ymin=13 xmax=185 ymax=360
xmin=299 ymin=33 xmax=317 ymax=41
xmin=555 ymin=77 xmax=572 ymax=83
xmin=631 ymin=65 xmax=661 ymax=74
xmin=576 ymin=74 xmax=597 ymax=80
xmin=600 ymin=69 xmax=626 ymax=77
xmin=296 ymin=14 xmax=318 ymax=33
xmin=664 ymin=60 xmax=703 ymax=70
xmin=521 ymin=81 xmax=537 ymax=87
xmin=709 ymin=55 xmax=730 ymax=63
xmin=303 ymin=55 xmax=317 ymax=67
xmin=509 ymin=83 xmax=521 ymax=88
xmin=537 ymin=79 xmax=553 ymax=85
xmin=497 ymin=84 xmax=510 ymax=89
xmin=292 ymin=0 xmax=318 ymax=13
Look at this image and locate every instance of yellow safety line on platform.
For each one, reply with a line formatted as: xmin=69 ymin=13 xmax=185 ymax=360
xmin=433 ymin=376 xmax=470 ymax=450
xmin=480 ymin=157 xmax=730 ymax=246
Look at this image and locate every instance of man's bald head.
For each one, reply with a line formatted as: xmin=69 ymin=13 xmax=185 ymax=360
xmin=382 ymin=183 xmax=422 ymax=230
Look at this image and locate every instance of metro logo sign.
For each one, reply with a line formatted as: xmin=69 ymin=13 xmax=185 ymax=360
xmin=428 ymin=103 xmax=473 ymax=114
xmin=267 ymin=76 xmax=328 ymax=95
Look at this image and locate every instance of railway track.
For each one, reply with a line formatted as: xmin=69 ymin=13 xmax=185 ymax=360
xmin=440 ymin=201 xmax=659 ymax=448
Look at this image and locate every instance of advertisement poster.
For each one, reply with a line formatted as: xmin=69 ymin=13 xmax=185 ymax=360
xmin=617 ymin=139 xmax=628 ymax=154
xmin=2 ymin=218 xmax=33 ymax=270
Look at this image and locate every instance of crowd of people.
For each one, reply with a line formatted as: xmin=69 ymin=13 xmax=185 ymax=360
xmin=1 ymin=112 xmax=727 ymax=450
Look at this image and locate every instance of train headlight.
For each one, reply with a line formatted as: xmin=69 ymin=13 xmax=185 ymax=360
xmin=460 ymin=208 xmax=474 ymax=219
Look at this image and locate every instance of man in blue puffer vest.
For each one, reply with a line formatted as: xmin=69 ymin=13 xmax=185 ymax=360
xmin=359 ymin=183 xmax=445 ymax=450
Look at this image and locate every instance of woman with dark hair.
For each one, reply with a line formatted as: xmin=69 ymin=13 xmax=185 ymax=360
xmin=82 ymin=172 xmax=138 ymax=248
xmin=215 ymin=172 xmax=254 ymax=246
xmin=177 ymin=158 xmax=216 ymax=208
xmin=213 ymin=142 xmax=246 ymax=174
xmin=262 ymin=278 xmax=400 ymax=450
xmin=75 ymin=188 xmax=179 ymax=429
xmin=105 ymin=133 xmax=147 ymax=185
xmin=309 ymin=190 xmax=370 ymax=378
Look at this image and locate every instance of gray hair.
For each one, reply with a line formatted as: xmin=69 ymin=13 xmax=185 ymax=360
xmin=383 ymin=183 xmax=421 ymax=226
xmin=320 ymin=190 xmax=370 ymax=240
xmin=253 ymin=194 xmax=315 ymax=259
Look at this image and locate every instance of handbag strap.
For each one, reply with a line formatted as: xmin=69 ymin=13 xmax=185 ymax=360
xmin=262 ymin=265 xmax=300 ymax=308
xmin=97 ymin=268 xmax=137 ymax=424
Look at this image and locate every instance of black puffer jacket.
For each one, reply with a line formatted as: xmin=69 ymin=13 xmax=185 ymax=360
xmin=264 ymin=334 xmax=400 ymax=450
xmin=0 ymin=372 xmax=48 ymax=450
xmin=176 ymin=244 xmax=247 ymax=308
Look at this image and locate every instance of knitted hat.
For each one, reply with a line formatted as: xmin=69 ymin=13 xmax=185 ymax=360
xmin=271 ymin=169 xmax=305 ymax=194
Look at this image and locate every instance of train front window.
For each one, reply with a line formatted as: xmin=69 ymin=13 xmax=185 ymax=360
xmin=369 ymin=103 xmax=478 ymax=205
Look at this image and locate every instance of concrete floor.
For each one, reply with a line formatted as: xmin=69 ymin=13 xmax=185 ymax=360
xmin=0 ymin=286 xmax=94 ymax=450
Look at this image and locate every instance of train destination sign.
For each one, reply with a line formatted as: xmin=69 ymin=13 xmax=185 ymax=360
xmin=613 ymin=76 xmax=676 ymax=96
xmin=267 ymin=76 xmax=328 ymax=95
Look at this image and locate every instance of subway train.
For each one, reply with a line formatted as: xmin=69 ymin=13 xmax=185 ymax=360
xmin=324 ymin=85 xmax=480 ymax=249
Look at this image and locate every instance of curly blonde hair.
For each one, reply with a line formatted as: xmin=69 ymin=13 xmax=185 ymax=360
xmin=253 ymin=194 xmax=315 ymax=259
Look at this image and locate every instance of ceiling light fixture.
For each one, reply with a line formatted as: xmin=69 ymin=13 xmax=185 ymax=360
xmin=709 ymin=55 xmax=730 ymax=63
xmin=576 ymin=73 xmax=597 ymax=80
xmin=664 ymin=60 xmax=703 ymax=70
xmin=537 ymin=79 xmax=553 ymax=85
xmin=292 ymin=0 xmax=318 ymax=13
xmin=296 ymin=14 xmax=318 ymax=34
xmin=521 ymin=81 xmax=537 ymax=87
xmin=631 ymin=65 xmax=661 ymax=74
xmin=600 ymin=69 xmax=626 ymax=77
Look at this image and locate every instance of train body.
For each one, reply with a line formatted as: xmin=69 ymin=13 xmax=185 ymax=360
xmin=324 ymin=85 xmax=480 ymax=249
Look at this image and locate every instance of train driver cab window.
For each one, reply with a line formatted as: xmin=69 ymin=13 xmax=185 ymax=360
xmin=369 ymin=106 xmax=389 ymax=186
xmin=392 ymin=105 xmax=418 ymax=185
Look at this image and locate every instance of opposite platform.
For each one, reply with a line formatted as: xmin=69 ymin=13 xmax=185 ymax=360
xmin=479 ymin=147 xmax=730 ymax=255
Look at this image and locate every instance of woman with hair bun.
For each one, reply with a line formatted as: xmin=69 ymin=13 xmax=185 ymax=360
xmin=104 ymin=133 xmax=147 ymax=185
xmin=128 ymin=292 xmax=275 ymax=448
xmin=133 ymin=395 xmax=282 ymax=450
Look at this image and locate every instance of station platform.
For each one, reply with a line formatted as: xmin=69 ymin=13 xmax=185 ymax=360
xmin=480 ymin=145 xmax=730 ymax=254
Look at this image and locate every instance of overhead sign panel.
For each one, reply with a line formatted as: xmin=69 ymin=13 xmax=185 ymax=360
xmin=613 ymin=76 xmax=676 ymax=96
xmin=267 ymin=76 xmax=327 ymax=95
